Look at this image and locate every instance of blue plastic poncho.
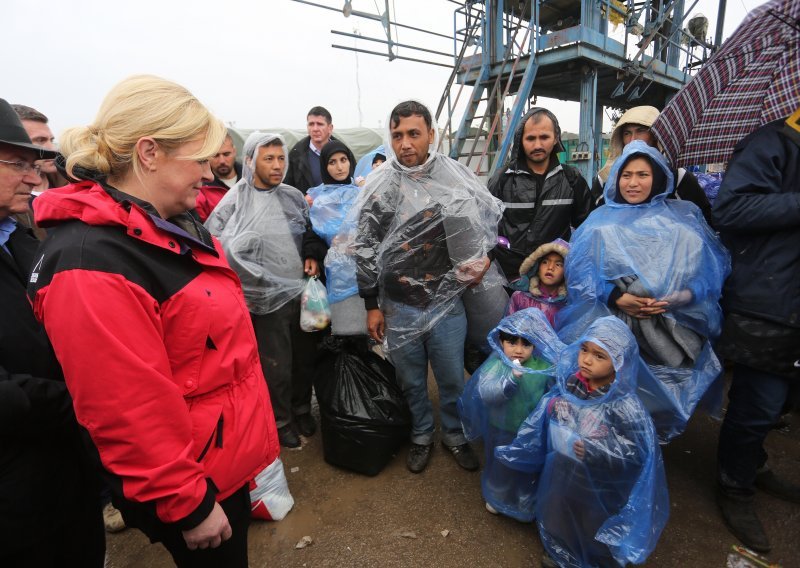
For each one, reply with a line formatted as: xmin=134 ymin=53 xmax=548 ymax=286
xmin=458 ymin=308 xmax=564 ymax=521
xmin=352 ymin=105 xmax=504 ymax=352
xmin=496 ymin=317 xmax=669 ymax=567
xmin=353 ymin=144 xmax=386 ymax=184
xmin=308 ymin=183 xmax=361 ymax=304
xmin=557 ymin=141 xmax=731 ymax=443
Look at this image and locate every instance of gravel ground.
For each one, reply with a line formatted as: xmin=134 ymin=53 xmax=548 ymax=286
xmin=105 ymin=374 xmax=800 ymax=567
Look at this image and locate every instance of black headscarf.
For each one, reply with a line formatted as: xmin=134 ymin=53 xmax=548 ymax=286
xmin=319 ymin=140 xmax=356 ymax=185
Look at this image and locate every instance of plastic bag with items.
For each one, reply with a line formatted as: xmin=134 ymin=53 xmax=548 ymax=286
xmin=558 ymin=141 xmax=731 ymax=442
xmin=313 ymin=336 xmax=411 ymax=476
xmin=300 ymin=276 xmax=331 ymax=332
xmin=496 ymin=317 xmax=669 ymax=567
xmin=459 ymin=307 xmax=564 ymax=521
xmin=249 ymin=457 xmax=294 ymax=521
xmin=205 ymin=132 xmax=309 ymax=315
xmin=352 ymin=105 xmax=504 ymax=351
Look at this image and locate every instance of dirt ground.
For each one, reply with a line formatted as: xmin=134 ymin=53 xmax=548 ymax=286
xmin=105 ymin=375 xmax=800 ymax=568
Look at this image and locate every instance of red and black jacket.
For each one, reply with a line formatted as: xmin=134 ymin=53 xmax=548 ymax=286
xmin=29 ymin=180 xmax=279 ymax=529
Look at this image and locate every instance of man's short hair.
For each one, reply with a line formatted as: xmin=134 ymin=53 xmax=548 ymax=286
xmin=12 ymin=104 xmax=48 ymax=123
xmin=307 ymin=106 xmax=332 ymax=124
xmin=390 ymin=101 xmax=432 ymax=129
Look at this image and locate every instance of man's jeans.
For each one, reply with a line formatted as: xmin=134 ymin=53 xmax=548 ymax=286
xmin=717 ymin=363 xmax=792 ymax=494
xmin=385 ymin=298 xmax=468 ymax=446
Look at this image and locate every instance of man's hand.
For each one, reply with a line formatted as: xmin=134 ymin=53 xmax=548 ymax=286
xmin=455 ymin=256 xmax=491 ymax=287
xmin=366 ymin=309 xmax=385 ymax=342
xmin=573 ymin=439 xmax=585 ymax=460
xmin=615 ymin=293 xmax=667 ymax=319
xmin=182 ymin=502 xmax=232 ymax=550
xmin=304 ymin=258 xmax=320 ymax=277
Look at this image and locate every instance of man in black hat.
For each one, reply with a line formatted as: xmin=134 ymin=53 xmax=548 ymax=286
xmin=487 ymin=107 xmax=592 ymax=281
xmin=0 ymin=97 xmax=105 ymax=567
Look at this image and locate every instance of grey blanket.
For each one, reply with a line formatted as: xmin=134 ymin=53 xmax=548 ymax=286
xmin=612 ymin=276 xmax=703 ymax=368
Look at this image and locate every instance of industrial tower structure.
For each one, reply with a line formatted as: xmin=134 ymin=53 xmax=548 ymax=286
xmin=438 ymin=0 xmax=716 ymax=181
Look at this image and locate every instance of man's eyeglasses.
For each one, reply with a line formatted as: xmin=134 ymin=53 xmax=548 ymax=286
xmin=0 ymin=159 xmax=42 ymax=177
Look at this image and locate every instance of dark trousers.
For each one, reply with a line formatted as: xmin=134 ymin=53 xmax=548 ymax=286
xmin=717 ymin=363 xmax=793 ymax=494
xmin=120 ymin=485 xmax=251 ymax=568
xmin=251 ymin=298 xmax=318 ymax=428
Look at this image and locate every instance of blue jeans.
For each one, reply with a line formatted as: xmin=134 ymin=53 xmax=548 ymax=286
xmin=385 ymin=298 xmax=468 ymax=446
xmin=717 ymin=363 xmax=792 ymax=494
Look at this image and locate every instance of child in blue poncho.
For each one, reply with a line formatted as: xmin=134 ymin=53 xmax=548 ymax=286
xmin=496 ymin=316 xmax=669 ymax=567
xmin=459 ymin=308 xmax=564 ymax=521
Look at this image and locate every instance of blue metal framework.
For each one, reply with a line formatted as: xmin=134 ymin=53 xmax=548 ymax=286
xmin=441 ymin=0 xmax=717 ymax=180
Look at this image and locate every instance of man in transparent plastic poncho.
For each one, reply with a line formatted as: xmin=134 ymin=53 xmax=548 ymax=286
xmin=206 ymin=132 xmax=327 ymax=449
xmin=496 ymin=317 xmax=669 ymax=567
xmin=353 ymin=100 xmax=503 ymax=473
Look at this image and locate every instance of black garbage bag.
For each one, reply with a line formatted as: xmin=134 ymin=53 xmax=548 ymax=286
xmin=314 ymin=335 xmax=411 ymax=476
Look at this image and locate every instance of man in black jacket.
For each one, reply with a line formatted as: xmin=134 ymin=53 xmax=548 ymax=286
xmin=713 ymin=115 xmax=800 ymax=554
xmin=487 ymin=107 xmax=592 ymax=281
xmin=284 ymin=106 xmax=334 ymax=194
xmin=0 ymin=98 xmax=104 ymax=567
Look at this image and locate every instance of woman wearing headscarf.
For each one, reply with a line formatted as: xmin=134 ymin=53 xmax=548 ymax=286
xmin=559 ymin=140 xmax=730 ymax=443
xmin=593 ymin=105 xmax=713 ymax=225
xmin=27 ymin=76 xmax=278 ymax=567
xmin=307 ymin=140 xmax=367 ymax=335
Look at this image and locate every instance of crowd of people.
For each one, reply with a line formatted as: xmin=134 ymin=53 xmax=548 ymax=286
xmin=1 ymin=73 xmax=798 ymax=568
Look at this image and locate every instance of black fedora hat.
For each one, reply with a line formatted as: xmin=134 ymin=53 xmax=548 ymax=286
xmin=0 ymin=97 xmax=57 ymax=158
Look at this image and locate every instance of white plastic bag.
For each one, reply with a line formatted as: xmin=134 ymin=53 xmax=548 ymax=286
xmin=300 ymin=276 xmax=331 ymax=332
xmin=249 ymin=457 xmax=294 ymax=521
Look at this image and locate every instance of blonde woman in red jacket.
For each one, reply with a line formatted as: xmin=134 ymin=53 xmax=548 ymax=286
xmin=28 ymin=75 xmax=279 ymax=567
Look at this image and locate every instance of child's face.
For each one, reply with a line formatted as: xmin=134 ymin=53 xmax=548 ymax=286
xmin=537 ymin=252 xmax=564 ymax=287
xmin=502 ymin=336 xmax=534 ymax=362
xmin=578 ymin=341 xmax=615 ymax=386
xmin=618 ymin=157 xmax=653 ymax=204
xmin=326 ymin=151 xmax=351 ymax=182
xmin=372 ymin=157 xmax=385 ymax=168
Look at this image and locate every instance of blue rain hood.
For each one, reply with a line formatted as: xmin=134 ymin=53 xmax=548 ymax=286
xmin=602 ymin=140 xmax=674 ymax=207
xmin=487 ymin=307 xmax=566 ymax=372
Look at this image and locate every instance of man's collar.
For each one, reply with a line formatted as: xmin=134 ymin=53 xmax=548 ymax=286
xmin=309 ymin=139 xmax=324 ymax=155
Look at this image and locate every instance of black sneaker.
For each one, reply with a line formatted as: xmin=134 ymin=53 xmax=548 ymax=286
xmin=295 ymin=413 xmax=317 ymax=437
xmin=407 ymin=443 xmax=433 ymax=473
xmin=717 ymin=489 xmax=771 ymax=553
xmin=755 ymin=469 xmax=800 ymax=504
xmin=278 ymin=424 xmax=301 ymax=449
xmin=443 ymin=442 xmax=479 ymax=471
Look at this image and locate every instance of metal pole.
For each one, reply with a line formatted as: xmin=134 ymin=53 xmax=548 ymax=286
xmin=714 ymin=0 xmax=728 ymax=48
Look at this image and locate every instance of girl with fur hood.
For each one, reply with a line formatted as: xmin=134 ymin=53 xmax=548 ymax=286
xmin=506 ymin=238 xmax=570 ymax=326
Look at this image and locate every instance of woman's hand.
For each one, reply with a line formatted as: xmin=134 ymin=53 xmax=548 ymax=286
xmin=305 ymin=194 xmax=314 ymax=207
xmin=304 ymin=258 xmax=320 ymax=277
xmin=182 ymin=502 xmax=232 ymax=550
xmin=659 ymin=289 xmax=693 ymax=308
xmin=615 ymin=293 xmax=667 ymax=319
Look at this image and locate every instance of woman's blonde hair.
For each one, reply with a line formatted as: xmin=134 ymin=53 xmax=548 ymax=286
xmin=60 ymin=75 xmax=225 ymax=180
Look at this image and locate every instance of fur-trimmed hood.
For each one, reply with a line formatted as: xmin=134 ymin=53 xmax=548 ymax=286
xmin=515 ymin=238 xmax=570 ymax=298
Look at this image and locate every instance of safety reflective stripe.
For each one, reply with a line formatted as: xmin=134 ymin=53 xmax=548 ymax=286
xmin=541 ymin=198 xmax=574 ymax=206
xmin=503 ymin=202 xmax=537 ymax=208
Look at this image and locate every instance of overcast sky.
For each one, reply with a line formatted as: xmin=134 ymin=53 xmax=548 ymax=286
xmin=4 ymin=0 xmax=751 ymax=140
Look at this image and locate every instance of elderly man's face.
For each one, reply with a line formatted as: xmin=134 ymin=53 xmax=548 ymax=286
xmin=0 ymin=144 xmax=42 ymax=218
xmin=21 ymin=120 xmax=57 ymax=175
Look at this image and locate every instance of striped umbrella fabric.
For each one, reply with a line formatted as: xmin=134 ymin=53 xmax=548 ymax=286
xmin=651 ymin=0 xmax=800 ymax=167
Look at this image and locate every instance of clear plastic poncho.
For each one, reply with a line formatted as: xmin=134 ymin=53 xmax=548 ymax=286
xmin=557 ymin=141 xmax=731 ymax=443
xmin=496 ymin=316 xmax=669 ymax=567
xmin=352 ymin=104 xmax=504 ymax=351
xmin=205 ymin=132 xmax=310 ymax=315
xmin=458 ymin=307 xmax=564 ymax=521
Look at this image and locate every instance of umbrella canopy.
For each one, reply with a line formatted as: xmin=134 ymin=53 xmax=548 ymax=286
xmin=651 ymin=0 xmax=800 ymax=167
